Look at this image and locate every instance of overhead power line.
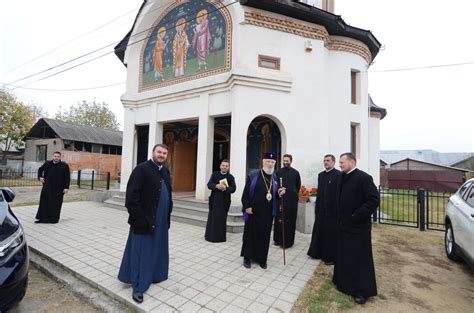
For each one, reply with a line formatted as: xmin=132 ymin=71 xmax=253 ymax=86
xmin=368 ymin=61 xmax=474 ymax=73
xmin=1 ymin=82 xmax=125 ymax=92
xmin=6 ymin=0 xmax=237 ymax=90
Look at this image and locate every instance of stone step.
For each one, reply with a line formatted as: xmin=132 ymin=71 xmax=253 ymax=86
xmin=103 ymin=198 xmax=244 ymax=232
xmin=171 ymin=211 xmax=244 ymax=233
xmin=173 ymin=204 xmax=243 ymax=223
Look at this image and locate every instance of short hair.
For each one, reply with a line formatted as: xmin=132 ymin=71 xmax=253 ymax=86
xmin=324 ymin=154 xmax=335 ymax=162
xmin=283 ymin=154 xmax=293 ymax=162
xmin=53 ymin=151 xmax=61 ymax=156
xmin=340 ymin=152 xmax=356 ymax=162
xmin=221 ymin=159 xmax=230 ymax=164
xmin=153 ymin=143 xmax=169 ymax=152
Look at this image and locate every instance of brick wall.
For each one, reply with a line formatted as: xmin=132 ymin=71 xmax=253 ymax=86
xmin=61 ymin=151 xmax=121 ymax=178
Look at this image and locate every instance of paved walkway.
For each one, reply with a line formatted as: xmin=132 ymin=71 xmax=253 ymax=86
xmin=13 ymin=202 xmax=319 ymax=312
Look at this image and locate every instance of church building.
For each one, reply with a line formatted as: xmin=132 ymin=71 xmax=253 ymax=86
xmin=115 ymin=0 xmax=385 ymax=203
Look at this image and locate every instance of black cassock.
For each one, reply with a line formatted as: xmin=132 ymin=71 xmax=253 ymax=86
xmin=333 ymin=168 xmax=379 ymax=298
xmin=205 ymin=171 xmax=236 ymax=242
xmin=240 ymin=171 xmax=275 ymax=265
xmin=307 ymin=168 xmax=340 ymax=262
xmin=35 ymin=161 xmax=70 ymax=223
xmin=274 ymin=167 xmax=301 ymax=248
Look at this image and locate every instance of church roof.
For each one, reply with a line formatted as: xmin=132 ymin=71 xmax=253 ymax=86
xmin=24 ymin=118 xmax=123 ymax=146
xmin=369 ymin=95 xmax=387 ymax=119
xmin=115 ymin=0 xmax=381 ymax=65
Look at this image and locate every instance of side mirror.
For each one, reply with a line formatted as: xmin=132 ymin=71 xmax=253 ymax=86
xmin=1 ymin=187 xmax=15 ymax=202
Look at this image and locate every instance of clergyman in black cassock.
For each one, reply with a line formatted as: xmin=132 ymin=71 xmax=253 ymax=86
xmin=333 ymin=153 xmax=379 ymax=304
xmin=118 ymin=144 xmax=173 ymax=304
xmin=274 ymin=154 xmax=301 ymax=248
xmin=35 ymin=152 xmax=70 ymax=224
xmin=241 ymin=152 xmax=285 ymax=269
xmin=307 ymin=154 xmax=340 ymax=264
xmin=205 ymin=160 xmax=236 ymax=242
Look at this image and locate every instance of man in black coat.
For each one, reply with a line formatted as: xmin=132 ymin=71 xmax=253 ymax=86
xmin=205 ymin=159 xmax=236 ymax=242
xmin=307 ymin=154 xmax=340 ymax=264
xmin=333 ymin=152 xmax=379 ymax=305
xmin=274 ymin=154 xmax=301 ymax=248
xmin=35 ymin=151 xmax=70 ymax=223
xmin=118 ymin=144 xmax=173 ymax=304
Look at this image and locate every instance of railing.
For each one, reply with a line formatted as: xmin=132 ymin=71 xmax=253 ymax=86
xmin=376 ymin=187 xmax=451 ymax=232
xmin=0 ymin=169 xmax=112 ymax=190
xmin=76 ymin=170 xmax=111 ymax=190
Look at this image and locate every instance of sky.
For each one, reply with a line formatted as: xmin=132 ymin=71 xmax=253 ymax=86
xmin=1 ymin=0 xmax=473 ymax=153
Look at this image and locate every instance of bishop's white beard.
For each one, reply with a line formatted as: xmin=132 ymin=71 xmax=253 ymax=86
xmin=262 ymin=167 xmax=274 ymax=175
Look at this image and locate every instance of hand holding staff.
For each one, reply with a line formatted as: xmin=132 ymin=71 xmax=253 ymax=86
xmin=279 ymin=177 xmax=286 ymax=266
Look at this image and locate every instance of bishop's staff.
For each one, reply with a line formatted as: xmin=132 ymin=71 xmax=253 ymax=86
xmin=279 ymin=177 xmax=286 ymax=266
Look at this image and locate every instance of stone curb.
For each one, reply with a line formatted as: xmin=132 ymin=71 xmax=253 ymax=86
xmin=28 ymin=246 xmax=139 ymax=313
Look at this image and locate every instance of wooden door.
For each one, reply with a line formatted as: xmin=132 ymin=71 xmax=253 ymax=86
xmin=172 ymin=141 xmax=197 ymax=191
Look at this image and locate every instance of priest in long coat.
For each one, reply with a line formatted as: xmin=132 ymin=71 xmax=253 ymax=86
xmin=307 ymin=154 xmax=340 ymax=264
xmin=274 ymin=154 xmax=301 ymax=248
xmin=333 ymin=152 xmax=379 ymax=305
xmin=118 ymin=144 xmax=173 ymax=304
xmin=205 ymin=159 xmax=236 ymax=242
xmin=35 ymin=151 xmax=70 ymax=224
xmin=241 ymin=152 xmax=285 ymax=269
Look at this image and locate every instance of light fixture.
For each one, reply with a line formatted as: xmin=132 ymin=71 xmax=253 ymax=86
xmin=304 ymin=40 xmax=313 ymax=52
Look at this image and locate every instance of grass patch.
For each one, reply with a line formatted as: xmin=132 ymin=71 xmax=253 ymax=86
xmin=308 ymin=278 xmax=355 ymax=312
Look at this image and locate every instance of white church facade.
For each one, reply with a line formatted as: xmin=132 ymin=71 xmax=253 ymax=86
xmin=115 ymin=0 xmax=385 ymax=203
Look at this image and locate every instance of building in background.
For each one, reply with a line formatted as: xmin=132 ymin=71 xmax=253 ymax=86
xmin=23 ymin=118 xmax=122 ymax=178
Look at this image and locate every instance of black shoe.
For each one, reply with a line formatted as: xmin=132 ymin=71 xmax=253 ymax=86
xmin=243 ymin=258 xmax=251 ymax=269
xmin=34 ymin=220 xmax=42 ymax=224
xmin=273 ymin=241 xmax=280 ymax=246
xmin=132 ymin=291 xmax=143 ymax=303
xmin=324 ymin=261 xmax=334 ymax=265
xmin=354 ymin=295 xmax=366 ymax=304
xmin=259 ymin=263 xmax=267 ymax=269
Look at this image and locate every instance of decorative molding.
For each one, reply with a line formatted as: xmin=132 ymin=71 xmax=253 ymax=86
xmin=370 ymin=111 xmax=382 ymax=119
xmin=244 ymin=11 xmax=372 ymax=63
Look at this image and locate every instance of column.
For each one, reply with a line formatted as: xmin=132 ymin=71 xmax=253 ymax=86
xmin=147 ymin=103 xmax=164 ymax=158
xmin=195 ymin=94 xmax=214 ymax=201
xmin=120 ymin=108 xmax=136 ymax=192
xmin=229 ymin=106 xmax=248 ymax=205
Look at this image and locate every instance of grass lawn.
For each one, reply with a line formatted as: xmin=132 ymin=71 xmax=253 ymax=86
xmin=291 ymin=224 xmax=473 ymax=313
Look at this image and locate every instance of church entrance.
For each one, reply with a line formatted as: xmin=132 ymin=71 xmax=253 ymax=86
xmin=136 ymin=125 xmax=149 ymax=165
xmin=246 ymin=116 xmax=281 ymax=174
xmin=212 ymin=116 xmax=231 ymax=172
xmin=163 ymin=120 xmax=198 ymax=192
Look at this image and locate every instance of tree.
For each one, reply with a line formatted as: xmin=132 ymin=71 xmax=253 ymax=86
xmin=55 ymin=100 xmax=120 ymax=130
xmin=0 ymin=90 xmax=36 ymax=160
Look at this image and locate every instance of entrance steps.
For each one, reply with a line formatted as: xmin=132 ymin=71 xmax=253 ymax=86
xmin=103 ymin=192 xmax=244 ymax=233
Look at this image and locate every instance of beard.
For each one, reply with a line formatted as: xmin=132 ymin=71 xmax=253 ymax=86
xmin=262 ymin=167 xmax=274 ymax=175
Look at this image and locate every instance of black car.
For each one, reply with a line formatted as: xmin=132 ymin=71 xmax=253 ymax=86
xmin=0 ymin=187 xmax=29 ymax=312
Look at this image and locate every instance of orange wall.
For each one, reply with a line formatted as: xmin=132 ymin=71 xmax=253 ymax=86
xmin=61 ymin=151 xmax=121 ymax=178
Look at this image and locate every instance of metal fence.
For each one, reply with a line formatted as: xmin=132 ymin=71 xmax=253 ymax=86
xmin=376 ymin=187 xmax=451 ymax=231
xmin=0 ymin=169 xmax=111 ymax=190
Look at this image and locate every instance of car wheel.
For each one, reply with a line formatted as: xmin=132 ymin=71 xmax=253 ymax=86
xmin=445 ymin=223 xmax=460 ymax=261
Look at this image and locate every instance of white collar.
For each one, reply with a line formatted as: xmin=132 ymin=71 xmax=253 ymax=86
xmin=346 ymin=167 xmax=357 ymax=174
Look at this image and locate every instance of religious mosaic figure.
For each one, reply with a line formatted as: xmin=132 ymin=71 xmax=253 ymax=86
xmin=153 ymin=27 xmax=167 ymax=82
xmin=192 ymin=9 xmax=211 ymax=71
xmin=173 ymin=18 xmax=189 ymax=77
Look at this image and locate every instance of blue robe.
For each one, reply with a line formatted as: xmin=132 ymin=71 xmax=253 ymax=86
xmin=118 ymin=180 xmax=170 ymax=293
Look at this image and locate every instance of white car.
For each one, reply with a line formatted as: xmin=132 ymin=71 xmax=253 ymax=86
xmin=445 ymin=178 xmax=474 ymax=269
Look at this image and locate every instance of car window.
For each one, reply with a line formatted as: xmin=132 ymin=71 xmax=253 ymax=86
xmin=465 ymin=186 xmax=474 ymax=208
xmin=458 ymin=182 xmax=471 ymax=199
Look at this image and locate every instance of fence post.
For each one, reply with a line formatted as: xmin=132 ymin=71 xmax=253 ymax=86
xmin=106 ymin=172 xmax=111 ymax=190
xmin=77 ymin=170 xmax=81 ymax=188
xmin=418 ymin=189 xmax=426 ymax=231
xmin=91 ymin=170 xmax=95 ymax=190
xmin=373 ymin=186 xmax=379 ymax=223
